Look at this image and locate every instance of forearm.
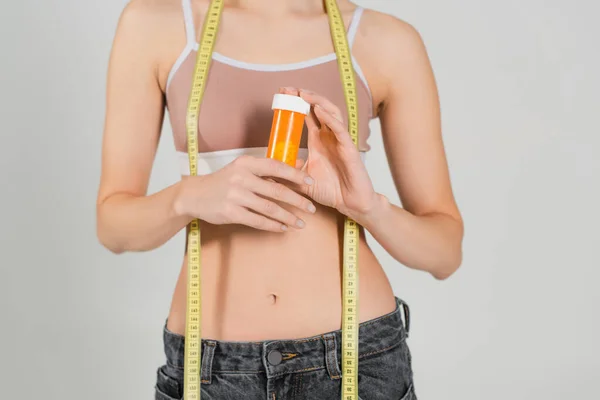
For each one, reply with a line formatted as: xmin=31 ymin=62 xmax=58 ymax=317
xmin=351 ymin=194 xmax=463 ymax=280
xmin=96 ymin=181 xmax=192 ymax=253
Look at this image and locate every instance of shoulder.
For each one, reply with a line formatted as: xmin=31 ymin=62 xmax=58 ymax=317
xmin=359 ymin=8 xmax=428 ymax=67
xmin=113 ymin=0 xmax=185 ymax=50
xmin=112 ymin=0 xmax=189 ymax=85
xmin=118 ymin=0 xmax=178 ymax=30
xmin=353 ymin=7 xmax=433 ymax=107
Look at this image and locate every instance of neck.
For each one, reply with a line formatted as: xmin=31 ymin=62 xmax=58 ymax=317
xmin=225 ymin=0 xmax=334 ymax=14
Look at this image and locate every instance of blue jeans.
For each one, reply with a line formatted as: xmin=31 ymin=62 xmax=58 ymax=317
xmin=155 ymin=296 xmax=417 ymax=400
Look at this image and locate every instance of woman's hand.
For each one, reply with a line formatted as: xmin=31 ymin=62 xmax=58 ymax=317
xmin=174 ymin=155 xmax=317 ymax=232
xmin=280 ymin=87 xmax=379 ymax=221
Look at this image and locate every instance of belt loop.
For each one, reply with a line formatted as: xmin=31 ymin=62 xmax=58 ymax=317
xmin=322 ymin=333 xmax=341 ymax=380
xmin=397 ymin=298 xmax=411 ymax=335
xmin=200 ymin=340 xmax=216 ymax=384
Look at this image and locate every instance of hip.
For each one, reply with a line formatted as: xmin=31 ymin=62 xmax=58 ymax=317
xmin=156 ymin=296 xmax=417 ymax=400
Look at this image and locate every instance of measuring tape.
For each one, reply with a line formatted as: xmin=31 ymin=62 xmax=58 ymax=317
xmin=183 ymin=1 xmax=359 ymax=399
xmin=324 ymin=1 xmax=360 ymax=399
xmin=183 ymin=1 xmax=224 ymax=399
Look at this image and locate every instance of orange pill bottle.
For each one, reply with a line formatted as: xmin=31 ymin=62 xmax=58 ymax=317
xmin=266 ymin=94 xmax=311 ymax=167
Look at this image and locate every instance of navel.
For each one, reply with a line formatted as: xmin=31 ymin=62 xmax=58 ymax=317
xmin=268 ymin=293 xmax=278 ymax=305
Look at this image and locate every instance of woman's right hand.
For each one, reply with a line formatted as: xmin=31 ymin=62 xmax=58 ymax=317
xmin=174 ymin=155 xmax=317 ymax=232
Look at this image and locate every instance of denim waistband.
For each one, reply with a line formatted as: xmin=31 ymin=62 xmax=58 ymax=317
xmin=162 ymin=296 xmax=410 ymax=382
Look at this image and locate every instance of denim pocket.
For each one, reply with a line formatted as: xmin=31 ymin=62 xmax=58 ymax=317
xmin=357 ymin=339 xmax=415 ymax=400
xmin=155 ymin=365 xmax=182 ymax=400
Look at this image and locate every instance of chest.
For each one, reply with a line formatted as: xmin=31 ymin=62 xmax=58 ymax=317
xmin=195 ymin=61 xmax=350 ymax=152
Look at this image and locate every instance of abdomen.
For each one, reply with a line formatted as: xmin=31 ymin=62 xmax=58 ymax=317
xmin=166 ymin=205 xmax=397 ymax=340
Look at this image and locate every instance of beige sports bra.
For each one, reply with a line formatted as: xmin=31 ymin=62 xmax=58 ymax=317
xmin=166 ymin=0 xmax=374 ymax=175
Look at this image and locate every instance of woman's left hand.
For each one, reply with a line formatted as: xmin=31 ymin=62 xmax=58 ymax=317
xmin=279 ymin=87 xmax=379 ymax=220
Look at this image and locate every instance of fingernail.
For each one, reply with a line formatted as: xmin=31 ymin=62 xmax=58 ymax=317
xmin=296 ymin=219 xmax=305 ymax=228
xmin=304 ymin=176 xmax=314 ymax=185
xmin=301 ymin=89 xmax=314 ymax=95
xmin=307 ymin=203 xmax=316 ymax=213
xmin=282 ymin=86 xmax=295 ymax=91
xmin=281 ymin=224 xmax=288 ymax=231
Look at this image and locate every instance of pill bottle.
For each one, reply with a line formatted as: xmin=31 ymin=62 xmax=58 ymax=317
xmin=266 ymin=93 xmax=311 ymax=167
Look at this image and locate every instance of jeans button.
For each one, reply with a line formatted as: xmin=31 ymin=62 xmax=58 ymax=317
xmin=267 ymin=349 xmax=283 ymax=366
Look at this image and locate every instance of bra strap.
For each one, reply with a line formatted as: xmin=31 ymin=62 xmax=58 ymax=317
xmin=347 ymin=7 xmax=364 ymax=48
xmin=181 ymin=0 xmax=197 ymax=45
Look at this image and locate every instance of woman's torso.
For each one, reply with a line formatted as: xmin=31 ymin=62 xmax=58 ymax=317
xmin=159 ymin=0 xmax=396 ymax=340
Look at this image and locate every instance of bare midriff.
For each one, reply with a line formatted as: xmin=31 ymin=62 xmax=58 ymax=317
xmin=166 ymin=204 xmax=397 ymax=341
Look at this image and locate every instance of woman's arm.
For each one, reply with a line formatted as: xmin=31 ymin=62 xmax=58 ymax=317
xmin=96 ymin=2 xmax=192 ymax=254
xmin=355 ymin=17 xmax=463 ymax=280
xmin=295 ymin=16 xmax=462 ymax=279
xmin=97 ymin=3 xmax=317 ymax=254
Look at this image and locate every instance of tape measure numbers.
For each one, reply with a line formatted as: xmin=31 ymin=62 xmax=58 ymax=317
xmin=325 ymin=1 xmax=361 ymax=399
xmin=183 ymin=1 xmax=360 ymax=399
xmin=184 ymin=1 xmax=224 ymax=400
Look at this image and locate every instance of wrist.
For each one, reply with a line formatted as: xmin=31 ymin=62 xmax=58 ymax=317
xmin=172 ymin=177 xmax=193 ymax=219
xmin=348 ymin=192 xmax=391 ymax=228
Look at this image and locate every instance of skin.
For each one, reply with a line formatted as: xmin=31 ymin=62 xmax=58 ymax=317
xmin=97 ymin=0 xmax=463 ymax=340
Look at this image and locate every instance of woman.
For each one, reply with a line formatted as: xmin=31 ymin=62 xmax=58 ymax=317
xmin=97 ymin=0 xmax=463 ymax=398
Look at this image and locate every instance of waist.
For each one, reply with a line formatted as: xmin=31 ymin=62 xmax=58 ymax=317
xmin=167 ymin=212 xmax=396 ymax=340
xmin=162 ymin=296 xmax=409 ymax=378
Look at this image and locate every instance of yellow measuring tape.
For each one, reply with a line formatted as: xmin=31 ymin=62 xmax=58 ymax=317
xmin=323 ymin=2 xmax=361 ymax=399
xmin=183 ymin=1 xmax=223 ymax=399
xmin=183 ymin=1 xmax=359 ymax=399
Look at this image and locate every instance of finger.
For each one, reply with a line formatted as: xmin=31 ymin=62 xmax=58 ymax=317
xmin=299 ymin=89 xmax=344 ymax=123
xmin=279 ymin=86 xmax=300 ymax=96
xmin=240 ymin=156 xmax=314 ymax=186
xmin=284 ymin=180 xmax=312 ymax=199
xmin=249 ymin=175 xmax=316 ymax=214
xmin=314 ymin=105 xmax=355 ymax=148
xmin=295 ymin=158 xmax=306 ymax=169
xmin=230 ymin=207 xmax=289 ymax=232
xmin=304 ymin=105 xmax=320 ymax=135
xmin=240 ymin=192 xmax=308 ymax=229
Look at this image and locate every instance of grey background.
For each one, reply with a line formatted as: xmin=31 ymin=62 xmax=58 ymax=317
xmin=1 ymin=0 xmax=598 ymax=398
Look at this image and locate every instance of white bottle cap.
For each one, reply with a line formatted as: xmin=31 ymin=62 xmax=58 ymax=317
xmin=271 ymin=93 xmax=311 ymax=115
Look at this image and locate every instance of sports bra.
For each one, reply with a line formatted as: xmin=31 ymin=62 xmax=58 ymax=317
xmin=166 ymin=0 xmax=374 ymax=175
